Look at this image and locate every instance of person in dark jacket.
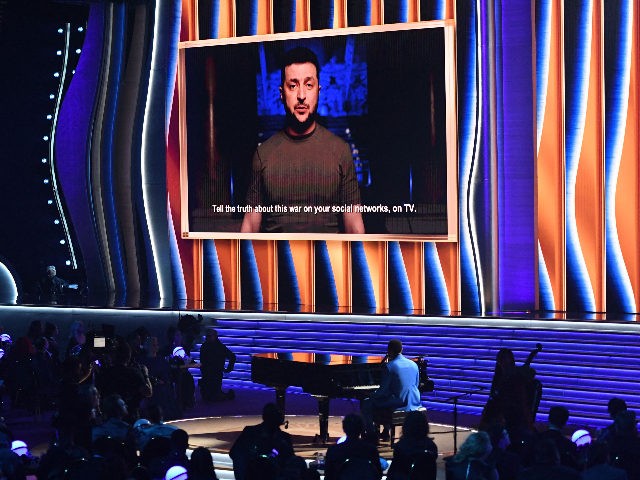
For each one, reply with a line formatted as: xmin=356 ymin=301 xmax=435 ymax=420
xmin=198 ymin=328 xmax=236 ymax=401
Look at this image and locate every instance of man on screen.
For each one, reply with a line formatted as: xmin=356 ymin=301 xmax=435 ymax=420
xmin=240 ymin=47 xmax=365 ymax=234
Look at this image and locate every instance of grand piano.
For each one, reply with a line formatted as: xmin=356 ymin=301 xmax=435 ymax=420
xmin=251 ymin=351 xmax=433 ymax=443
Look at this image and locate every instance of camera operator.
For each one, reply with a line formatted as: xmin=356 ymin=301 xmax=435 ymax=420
xmin=96 ymin=338 xmax=152 ymax=421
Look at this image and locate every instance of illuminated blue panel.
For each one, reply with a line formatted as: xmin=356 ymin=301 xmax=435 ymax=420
xmin=456 ymin=1 xmax=482 ymax=313
xmin=346 ymin=1 xmax=371 ymax=26
xmin=564 ymin=0 xmax=595 ymax=312
xmin=604 ymin=0 xmax=635 ymax=313
xmin=55 ymin=4 xmax=107 ymax=295
xmin=384 ymin=0 xmax=409 ymax=23
xmin=273 ymin=0 xmax=296 ymax=33
xmin=536 ymin=0 xmax=552 ymax=152
xmin=424 ymin=243 xmax=450 ymax=313
xmin=388 ymin=242 xmax=413 ymax=313
xmin=203 ymin=240 xmax=225 ymax=308
xmin=277 ymin=241 xmax=300 ymax=309
xmin=236 ymin=0 xmax=258 ymax=37
xmin=536 ymin=0 xmax=554 ymax=310
xmin=314 ymin=241 xmax=339 ymax=311
xmin=351 ymin=242 xmax=376 ymax=313
xmin=497 ymin=1 xmax=536 ymax=310
xmin=241 ymin=240 xmax=263 ymax=309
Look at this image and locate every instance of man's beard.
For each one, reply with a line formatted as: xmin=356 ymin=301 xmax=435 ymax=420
xmin=285 ymin=107 xmax=317 ymax=135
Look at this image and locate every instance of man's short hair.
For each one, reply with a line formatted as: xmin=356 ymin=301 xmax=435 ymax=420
xmin=262 ymin=402 xmax=285 ymax=427
xmin=342 ymin=413 xmax=364 ymax=438
xmin=608 ymin=397 xmax=628 ymax=417
xmin=548 ymin=406 xmax=569 ymax=427
xmin=280 ymin=46 xmax=320 ymax=85
xmin=388 ymin=339 xmax=403 ymax=356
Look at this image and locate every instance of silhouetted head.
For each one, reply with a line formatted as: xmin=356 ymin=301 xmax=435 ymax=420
xmin=262 ymin=403 xmax=285 ymax=429
xmin=387 ymin=339 xmax=403 ymax=359
xmin=342 ymin=413 xmax=365 ymax=438
xmin=548 ymin=406 xmax=569 ymax=428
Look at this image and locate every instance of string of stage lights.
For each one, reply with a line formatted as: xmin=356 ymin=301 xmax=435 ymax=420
xmin=44 ymin=22 xmax=86 ymax=271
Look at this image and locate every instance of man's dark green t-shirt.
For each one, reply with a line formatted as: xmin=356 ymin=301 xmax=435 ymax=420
xmin=244 ymin=125 xmax=361 ymax=233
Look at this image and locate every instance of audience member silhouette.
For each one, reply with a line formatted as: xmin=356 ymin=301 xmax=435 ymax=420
xmin=582 ymin=442 xmax=628 ymax=480
xmin=516 ymin=438 xmax=580 ymax=480
xmin=608 ymin=410 xmax=640 ymax=480
xmin=96 ymin=340 xmax=152 ymax=419
xmin=140 ymin=336 xmax=180 ymax=420
xmin=91 ymin=393 xmax=133 ymax=444
xmin=229 ymin=402 xmax=295 ymax=480
xmin=386 ymin=410 xmax=437 ymax=480
xmin=445 ymin=431 xmax=498 ymax=480
xmin=188 ymin=446 xmax=219 ymax=480
xmin=537 ymin=405 xmax=578 ymax=470
xmin=65 ymin=320 xmax=86 ymax=359
xmin=323 ymin=413 xmax=382 ymax=480
xmin=478 ymin=401 xmax=522 ymax=479
xmin=597 ymin=397 xmax=629 ymax=445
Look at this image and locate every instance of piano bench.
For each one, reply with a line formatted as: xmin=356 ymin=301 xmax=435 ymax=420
xmin=389 ymin=406 xmax=427 ymax=446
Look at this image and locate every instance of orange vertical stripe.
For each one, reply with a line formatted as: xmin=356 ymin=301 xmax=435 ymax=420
xmin=325 ymin=241 xmax=352 ymax=312
xmin=371 ymin=1 xmax=383 ymax=25
xmin=181 ymin=0 xmax=198 ymax=41
xmin=252 ymin=241 xmax=278 ymax=307
xmin=363 ymin=242 xmax=388 ymax=313
xmin=216 ymin=239 xmax=240 ymax=306
xmin=257 ymin=0 xmax=273 ymax=34
xmin=295 ymin=0 xmax=310 ymax=31
xmin=616 ymin=5 xmax=640 ymax=311
xmin=218 ymin=0 xmax=235 ymax=38
xmin=407 ymin=0 xmax=419 ymax=22
xmin=574 ymin=0 xmax=604 ymax=311
xmin=333 ymin=0 xmax=346 ymax=28
xmin=436 ymin=242 xmax=459 ymax=312
xmin=537 ymin=0 xmax=565 ymax=310
xmin=289 ymin=240 xmax=315 ymax=311
xmin=400 ymin=242 xmax=425 ymax=312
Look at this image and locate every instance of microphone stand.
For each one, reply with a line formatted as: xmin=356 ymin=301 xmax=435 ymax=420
xmin=444 ymin=386 xmax=486 ymax=454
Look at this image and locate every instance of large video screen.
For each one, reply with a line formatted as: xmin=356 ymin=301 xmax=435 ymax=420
xmin=179 ymin=21 xmax=457 ymax=241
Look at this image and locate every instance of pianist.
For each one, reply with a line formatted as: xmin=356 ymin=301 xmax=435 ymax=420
xmin=361 ymin=339 xmax=422 ymax=441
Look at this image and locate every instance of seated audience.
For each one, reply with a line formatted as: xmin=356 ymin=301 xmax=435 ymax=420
xmin=445 ymin=431 xmax=498 ymax=480
xmin=91 ymin=393 xmax=133 ymax=444
xmin=324 ymin=413 xmax=382 ymax=480
xmin=386 ymin=410 xmax=437 ymax=480
xmin=230 ymin=402 xmax=295 ymax=480
xmin=597 ymin=397 xmax=629 ymax=445
xmin=608 ymin=410 xmax=640 ymax=480
xmin=478 ymin=400 xmax=522 ymax=479
xmin=516 ymin=439 xmax=580 ymax=480
xmin=188 ymin=446 xmax=219 ymax=480
xmin=582 ymin=442 xmax=628 ymax=480
xmin=536 ymin=405 xmax=579 ymax=470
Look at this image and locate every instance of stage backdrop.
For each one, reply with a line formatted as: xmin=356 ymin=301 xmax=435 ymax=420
xmin=1 ymin=0 xmax=639 ymax=318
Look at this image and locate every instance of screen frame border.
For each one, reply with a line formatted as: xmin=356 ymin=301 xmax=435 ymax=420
xmin=178 ymin=20 xmax=458 ymax=242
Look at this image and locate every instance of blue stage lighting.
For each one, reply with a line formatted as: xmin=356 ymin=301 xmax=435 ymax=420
xmin=65 ymin=260 xmax=71 ymax=266
xmin=60 ymin=240 xmax=66 ymax=245
xmin=49 ymin=94 xmax=55 ymax=99
xmin=54 ymin=72 xmax=60 ymax=78
xmin=57 ymin=28 xmax=63 ymax=33
xmin=11 ymin=440 xmax=28 ymax=456
xmin=47 ymin=200 xmax=53 ymax=204
xmin=571 ymin=429 xmax=592 ymax=447
xmin=41 ymin=158 xmax=47 ymax=163
xmin=56 ymin=50 xmax=62 ymax=55
xmin=43 ymin=136 xmax=49 ymax=141
xmin=46 ymin=115 xmax=52 ymax=120
xmin=75 ymin=48 xmax=81 ymax=54
xmin=78 ymin=26 xmax=84 ymax=32
xmin=54 ymin=220 xmax=60 ymax=225
xmin=44 ymin=179 xmax=49 ymax=184
xmin=164 ymin=465 xmax=188 ymax=480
